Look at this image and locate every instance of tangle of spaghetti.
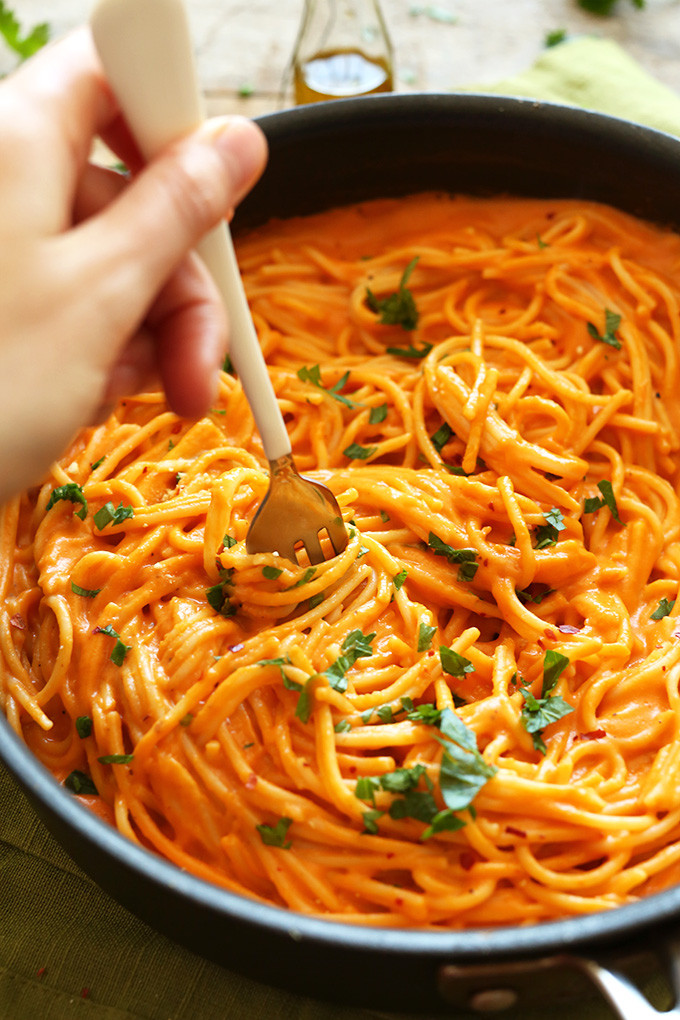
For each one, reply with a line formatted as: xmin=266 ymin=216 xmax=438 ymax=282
xmin=3 ymin=193 xmax=680 ymax=928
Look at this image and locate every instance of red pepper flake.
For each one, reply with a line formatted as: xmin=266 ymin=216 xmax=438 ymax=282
xmin=427 ymin=650 xmax=435 ymax=657
xmin=171 ymin=422 xmax=182 ymax=434
xmin=245 ymin=773 xmax=258 ymax=790
xmin=387 ymin=852 xmax=395 ymax=859
xmin=505 ymin=825 xmax=527 ymax=838
xmin=395 ymin=897 xmax=404 ymax=907
xmin=459 ymin=850 xmax=479 ymax=871
xmin=36 ymin=967 xmax=46 ymax=979
xmin=81 ymin=988 xmax=90 ymax=999
xmin=579 ymin=729 xmax=606 ymax=741
xmin=10 ymin=614 xmax=25 ymax=630
xmin=544 ymin=628 xmax=557 ymax=641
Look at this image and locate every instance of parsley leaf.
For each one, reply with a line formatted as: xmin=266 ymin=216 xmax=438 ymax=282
xmin=46 ymin=483 xmax=88 ymax=521
xmin=393 ymin=568 xmax=408 ymax=590
xmin=385 ymin=341 xmax=433 ymax=360
xmin=520 ymin=688 xmax=573 ymax=754
xmin=366 ymin=257 xmax=419 ymax=330
xmin=93 ymin=501 xmax=134 ymax=530
xmin=343 ymin=442 xmax=377 ymax=461
xmin=542 ymin=649 xmax=570 ymax=695
xmin=98 ymin=753 xmax=134 ymax=765
xmin=262 ymin=565 xmax=283 ymax=580
xmin=430 ymin=422 xmax=453 ymax=452
xmin=436 ymin=708 xmax=497 ymax=812
xmin=0 ymin=2 xmax=49 ymax=60
xmin=323 ymin=630 xmax=376 ymax=692
xmin=583 ymin=479 xmax=624 ymax=525
xmin=407 ymin=703 xmax=442 ymax=726
xmin=369 ymin=404 xmax=388 ymax=424
xmin=206 ymin=569 xmax=237 ymax=618
xmin=421 ymin=808 xmax=466 ymax=840
xmin=297 ymin=365 xmax=360 ymax=408
xmin=95 ymin=624 xmax=131 ymax=666
xmin=533 ymin=507 xmax=566 ymax=550
xmin=75 ymin=716 xmax=92 ymax=739
xmin=439 ymin=645 xmax=474 ymax=678
xmin=71 ymin=581 xmax=102 ymax=598
xmin=64 ymin=770 xmax=98 ymax=796
xmin=427 ymin=533 xmax=478 ymax=581
xmin=256 ymin=817 xmax=293 ymax=848
xmin=652 ymin=597 xmax=676 ymax=620
xmin=361 ymin=809 xmax=384 ymax=834
xmin=587 ymin=309 xmax=622 ymax=350
xmin=417 ymin=622 xmax=437 ymax=651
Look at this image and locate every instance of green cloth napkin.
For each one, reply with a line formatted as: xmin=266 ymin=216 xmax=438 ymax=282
xmin=2 ymin=35 xmax=680 ymax=1020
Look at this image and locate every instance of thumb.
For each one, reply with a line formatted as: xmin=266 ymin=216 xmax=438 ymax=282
xmin=70 ymin=115 xmax=267 ymax=335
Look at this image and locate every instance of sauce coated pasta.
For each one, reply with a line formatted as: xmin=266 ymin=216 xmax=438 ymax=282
xmin=3 ymin=193 xmax=680 ymax=927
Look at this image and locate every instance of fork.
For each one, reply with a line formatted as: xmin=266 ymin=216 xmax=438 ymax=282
xmin=90 ymin=0 xmax=348 ymax=565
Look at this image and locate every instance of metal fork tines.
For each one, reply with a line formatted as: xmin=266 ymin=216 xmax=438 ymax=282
xmin=246 ymin=454 xmax=348 ymax=565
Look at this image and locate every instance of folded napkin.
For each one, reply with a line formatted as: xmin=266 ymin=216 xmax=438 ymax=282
xmin=475 ymin=34 xmax=680 ymax=138
xmin=2 ymin=35 xmax=680 ymax=1020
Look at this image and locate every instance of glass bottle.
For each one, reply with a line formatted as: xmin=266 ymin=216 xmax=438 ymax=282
xmin=291 ymin=0 xmax=394 ymax=105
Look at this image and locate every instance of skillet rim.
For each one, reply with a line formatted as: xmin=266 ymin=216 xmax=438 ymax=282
xmin=2 ymin=90 xmax=680 ymax=997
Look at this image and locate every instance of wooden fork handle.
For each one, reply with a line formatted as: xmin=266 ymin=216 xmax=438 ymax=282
xmin=90 ymin=0 xmax=292 ymax=461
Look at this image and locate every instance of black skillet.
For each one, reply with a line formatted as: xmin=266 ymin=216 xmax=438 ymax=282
xmin=2 ymin=94 xmax=680 ymax=1019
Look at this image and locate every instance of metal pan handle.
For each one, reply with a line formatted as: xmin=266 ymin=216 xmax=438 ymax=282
xmin=437 ymin=941 xmax=680 ymax=1017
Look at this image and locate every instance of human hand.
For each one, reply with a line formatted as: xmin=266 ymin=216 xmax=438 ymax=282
xmin=0 ymin=27 xmax=267 ymax=502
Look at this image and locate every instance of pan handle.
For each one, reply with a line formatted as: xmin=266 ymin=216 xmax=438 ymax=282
xmin=575 ymin=951 xmax=680 ymax=1020
xmin=438 ymin=939 xmax=680 ymax=1017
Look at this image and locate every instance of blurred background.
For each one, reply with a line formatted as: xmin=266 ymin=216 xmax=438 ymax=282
xmin=1 ymin=0 xmax=679 ymax=116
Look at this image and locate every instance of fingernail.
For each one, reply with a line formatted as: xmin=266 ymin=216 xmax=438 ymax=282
xmin=200 ymin=116 xmax=268 ymax=200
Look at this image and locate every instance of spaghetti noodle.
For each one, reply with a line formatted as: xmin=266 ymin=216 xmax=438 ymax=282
xmin=3 ymin=192 xmax=680 ymax=927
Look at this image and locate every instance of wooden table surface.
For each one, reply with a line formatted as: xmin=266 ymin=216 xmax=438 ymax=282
xmin=4 ymin=0 xmax=680 ymax=116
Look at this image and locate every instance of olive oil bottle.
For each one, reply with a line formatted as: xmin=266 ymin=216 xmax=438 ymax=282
xmin=291 ymin=0 xmax=394 ymax=105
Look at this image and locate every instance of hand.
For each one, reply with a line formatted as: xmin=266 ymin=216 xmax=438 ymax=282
xmin=0 ymin=27 xmax=267 ymax=502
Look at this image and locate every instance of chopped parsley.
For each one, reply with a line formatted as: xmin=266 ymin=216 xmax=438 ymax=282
xmin=75 ymin=716 xmax=92 ymax=739
xmin=542 ymin=649 xmax=570 ymax=694
xmin=64 ymin=770 xmax=98 ymax=796
xmin=46 ymin=483 xmax=87 ymax=520
xmin=533 ymin=507 xmax=565 ymax=550
xmin=584 ymin=479 xmax=624 ymax=525
xmin=206 ymin=568 xmax=237 ymax=618
xmin=322 ymin=630 xmax=375 ymax=693
xmin=436 ymin=708 xmax=497 ymax=813
xmin=393 ymin=568 xmax=408 ymax=590
xmin=385 ymin=341 xmax=433 ymax=360
xmin=417 ymin=622 xmax=437 ymax=651
xmin=93 ymin=501 xmax=134 ymax=530
xmin=439 ymin=645 xmax=474 ymax=678
xmin=262 ymin=565 xmax=283 ymax=580
xmin=297 ymin=365 xmax=360 ymax=409
xmin=366 ymin=257 xmax=419 ymax=331
xmin=427 ymin=532 xmax=479 ymax=581
xmin=430 ymin=422 xmax=453 ymax=452
xmin=369 ymin=404 xmax=388 ymax=424
xmin=652 ymin=597 xmax=676 ymax=620
xmin=343 ymin=442 xmax=377 ymax=460
xmin=587 ymin=308 xmax=622 ymax=350
xmin=71 ymin=581 xmax=102 ymax=598
xmin=222 ymin=534 xmax=237 ymax=549
xmin=256 ymin=816 xmax=292 ymax=848
xmin=98 ymin=753 xmax=134 ymax=765
xmin=95 ymin=624 xmax=131 ymax=666
xmin=406 ymin=702 xmax=442 ymax=726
